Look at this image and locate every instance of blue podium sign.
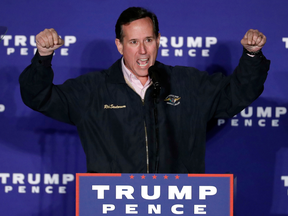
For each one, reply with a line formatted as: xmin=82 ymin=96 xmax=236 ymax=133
xmin=76 ymin=173 xmax=233 ymax=216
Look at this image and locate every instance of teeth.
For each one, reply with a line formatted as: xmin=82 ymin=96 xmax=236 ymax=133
xmin=138 ymin=62 xmax=148 ymax=66
xmin=137 ymin=58 xmax=149 ymax=66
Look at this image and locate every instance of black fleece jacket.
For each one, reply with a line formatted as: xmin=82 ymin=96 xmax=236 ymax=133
xmin=19 ymin=51 xmax=270 ymax=173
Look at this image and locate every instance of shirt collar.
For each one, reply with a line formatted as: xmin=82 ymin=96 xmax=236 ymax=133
xmin=121 ymin=57 xmax=151 ymax=86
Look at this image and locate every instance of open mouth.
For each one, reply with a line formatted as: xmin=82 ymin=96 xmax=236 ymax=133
xmin=137 ymin=58 xmax=149 ymax=67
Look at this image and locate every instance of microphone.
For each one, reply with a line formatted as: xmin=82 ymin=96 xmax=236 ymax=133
xmin=148 ymin=65 xmax=161 ymax=173
xmin=148 ymin=65 xmax=161 ymax=86
xmin=148 ymin=65 xmax=161 ymax=103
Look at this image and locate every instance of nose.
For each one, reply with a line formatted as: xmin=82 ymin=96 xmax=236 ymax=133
xmin=139 ymin=42 xmax=147 ymax=54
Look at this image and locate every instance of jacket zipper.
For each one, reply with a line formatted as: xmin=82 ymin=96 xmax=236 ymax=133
xmin=144 ymin=121 xmax=149 ymax=173
xmin=142 ymin=99 xmax=149 ymax=173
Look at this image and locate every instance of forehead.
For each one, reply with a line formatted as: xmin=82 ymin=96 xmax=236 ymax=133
xmin=122 ymin=17 xmax=154 ymax=40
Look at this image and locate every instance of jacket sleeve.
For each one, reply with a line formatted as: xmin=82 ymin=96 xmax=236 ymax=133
xmin=203 ymin=50 xmax=270 ymax=120
xmin=19 ymin=51 xmax=89 ymax=125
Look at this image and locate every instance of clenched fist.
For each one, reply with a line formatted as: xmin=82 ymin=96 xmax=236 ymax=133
xmin=36 ymin=28 xmax=64 ymax=56
xmin=241 ymin=29 xmax=266 ymax=53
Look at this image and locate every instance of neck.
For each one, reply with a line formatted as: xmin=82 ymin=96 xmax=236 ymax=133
xmin=138 ymin=76 xmax=148 ymax=86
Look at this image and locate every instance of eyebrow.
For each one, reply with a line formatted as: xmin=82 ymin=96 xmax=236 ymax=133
xmin=129 ymin=36 xmax=154 ymax=41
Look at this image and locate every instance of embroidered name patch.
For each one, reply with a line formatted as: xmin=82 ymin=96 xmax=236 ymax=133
xmin=104 ymin=104 xmax=126 ymax=109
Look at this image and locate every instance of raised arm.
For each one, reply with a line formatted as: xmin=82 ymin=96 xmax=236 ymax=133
xmin=19 ymin=29 xmax=86 ymax=125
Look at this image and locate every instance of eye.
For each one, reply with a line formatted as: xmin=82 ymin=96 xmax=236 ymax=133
xmin=146 ymin=38 xmax=153 ymax=43
xmin=130 ymin=40 xmax=137 ymax=45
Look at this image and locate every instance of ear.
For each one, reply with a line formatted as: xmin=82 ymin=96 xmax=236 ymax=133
xmin=156 ymin=33 xmax=161 ymax=48
xmin=115 ymin=38 xmax=123 ymax=55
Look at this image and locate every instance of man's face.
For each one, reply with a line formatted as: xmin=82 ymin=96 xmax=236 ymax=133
xmin=115 ymin=17 xmax=160 ymax=83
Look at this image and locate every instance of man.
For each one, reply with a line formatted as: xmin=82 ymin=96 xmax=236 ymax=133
xmin=19 ymin=7 xmax=270 ymax=173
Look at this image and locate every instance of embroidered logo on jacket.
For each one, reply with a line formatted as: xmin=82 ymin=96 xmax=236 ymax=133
xmin=104 ymin=104 xmax=126 ymax=109
xmin=164 ymin=95 xmax=181 ymax=106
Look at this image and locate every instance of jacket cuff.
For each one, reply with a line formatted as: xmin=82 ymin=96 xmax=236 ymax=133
xmin=31 ymin=50 xmax=53 ymax=68
xmin=241 ymin=47 xmax=265 ymax=61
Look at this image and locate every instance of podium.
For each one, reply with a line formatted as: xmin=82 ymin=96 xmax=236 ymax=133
xmin=76 ymin=173 xmax=233 ymax=216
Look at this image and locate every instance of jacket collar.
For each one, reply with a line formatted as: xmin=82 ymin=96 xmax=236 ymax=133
xmin=105 ymin=58 xmax=126 ymax=84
